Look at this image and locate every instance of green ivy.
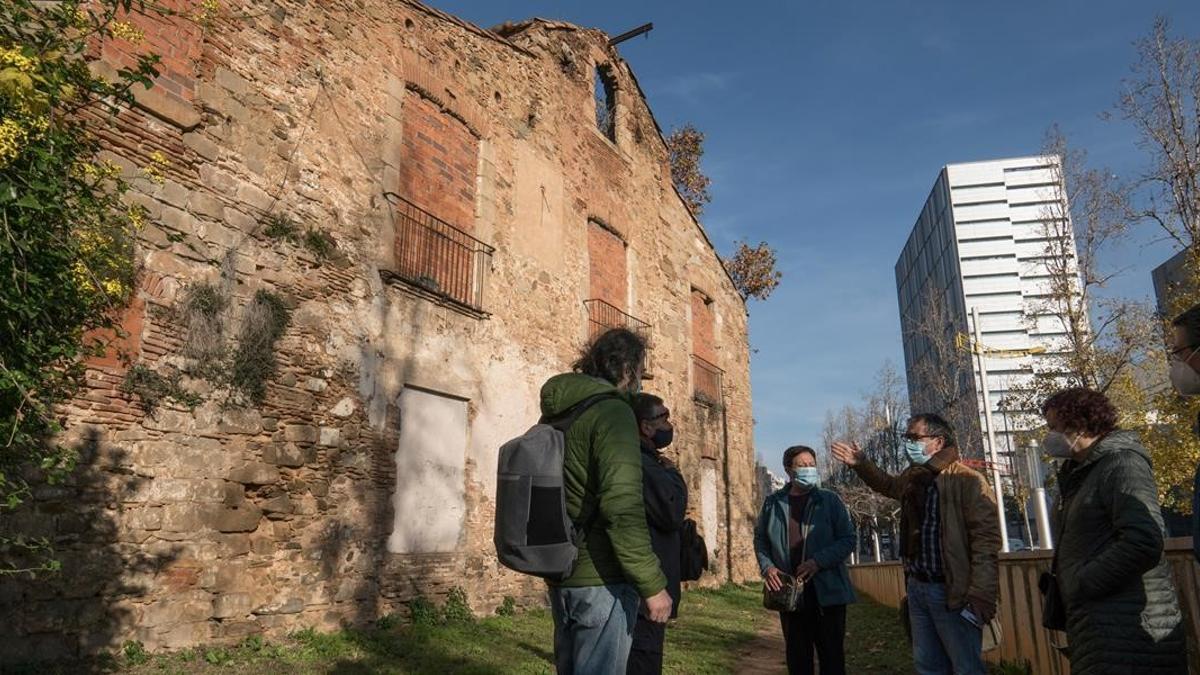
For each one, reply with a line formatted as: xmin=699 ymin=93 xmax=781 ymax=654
xmin=0 ymin=0 xmax=164 ymax=574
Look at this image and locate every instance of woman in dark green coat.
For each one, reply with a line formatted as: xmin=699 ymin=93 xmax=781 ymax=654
xmin=1041 ymin=388 xmax=1185 ymax=674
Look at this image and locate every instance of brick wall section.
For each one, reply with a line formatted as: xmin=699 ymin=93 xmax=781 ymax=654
xmin=84 ymin=296 xmax=145 ymax=369
xmin=101 ymin=0 xmax=202 ymax=105
xmin=398 ymin=94 xmax=478 ymax=231
xmin=587 ymin=221 xmax=627 ymax=311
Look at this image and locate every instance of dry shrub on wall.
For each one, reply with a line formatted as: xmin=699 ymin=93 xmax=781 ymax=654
xmin=230 ymin=290 xmax=290 ymax=404
xmin=181 ymin=281 xmax=227 ymax=361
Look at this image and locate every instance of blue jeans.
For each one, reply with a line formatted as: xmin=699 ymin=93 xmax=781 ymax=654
xmin=549 ymin=583 xmax=640 ymax=675
xmin=906 ymin=578 xmax=985 ymax=675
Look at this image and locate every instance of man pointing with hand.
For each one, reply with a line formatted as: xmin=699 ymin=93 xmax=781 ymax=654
xmin=831 ymin=413 xmax=1000 ymax=675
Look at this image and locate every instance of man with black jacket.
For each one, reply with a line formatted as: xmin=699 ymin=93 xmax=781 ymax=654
xmin=1167 ymin=302 xmax=1200 ymax=564
xmin=627 ymin=393 xmax=688 ymax=675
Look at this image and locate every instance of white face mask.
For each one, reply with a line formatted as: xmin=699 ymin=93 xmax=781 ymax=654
xmin=792 ymin=466 xmax=820 ymax=488
xmin=1042 ymin=431 xmax=1078 ymax=458
xmin=1170 ymin=359 xmax=1200 ymax=396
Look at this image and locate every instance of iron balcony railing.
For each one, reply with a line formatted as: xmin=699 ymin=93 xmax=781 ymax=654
xmin=384 ymin=193 xmax=494 ymax=314
xmin=584 ymin=299 xmax=651 ymax=341
xmin=692 ymin=354 xmax=724 ymax=405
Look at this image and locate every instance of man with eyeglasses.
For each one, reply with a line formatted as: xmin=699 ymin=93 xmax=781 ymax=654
xmin=627 ymin=393 xmax=688 ymax=674
xmin=831 ymin=413 xmax=1000 ymax=675
xmin=1168 ymin=303 xmax=1200 ymax=564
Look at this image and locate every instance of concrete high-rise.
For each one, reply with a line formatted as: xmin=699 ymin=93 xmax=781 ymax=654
xmin=895 ymin=156 xmax=1081 ymax=474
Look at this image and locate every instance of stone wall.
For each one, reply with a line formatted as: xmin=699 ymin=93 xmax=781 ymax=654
xmin=0 ymin=0 xmax=758 ymax=662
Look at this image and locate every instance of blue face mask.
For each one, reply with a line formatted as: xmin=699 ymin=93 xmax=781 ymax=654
xmin=792 ymin=466 xmax=820 ymax=488
xmin=903 ymin=439 xmax=930 ymax=465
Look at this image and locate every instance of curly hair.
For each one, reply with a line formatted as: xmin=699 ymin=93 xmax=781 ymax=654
xmin=572 ymin=328 xmax=646 ymax=388
xmin=1041 ymin=387 xmax=1118 ymax=437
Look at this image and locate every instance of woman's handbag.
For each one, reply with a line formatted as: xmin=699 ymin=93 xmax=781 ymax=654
xmin=762 ymin=571 xmax=806 ymax=612
xmin=1039 ymin=490 xmax=1068 ymax=632
xmin=763 ymin=493 xmax=812 ymax=612
xmin=1038 ymin=570 xmax=1067 ymax=631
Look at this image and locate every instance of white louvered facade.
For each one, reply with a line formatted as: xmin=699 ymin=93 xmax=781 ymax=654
xmin=895 ymin=156 xmax=1082 ymax=474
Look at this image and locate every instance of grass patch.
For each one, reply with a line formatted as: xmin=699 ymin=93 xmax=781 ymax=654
xmin=665 ymin=583 xmax=772 ymax=674
xmin=50 ymin=584 xmax=767 ymax=674
xmin=19 ymin=587 xmax=1029 ymax=675
xmin=843 ymin=598 xmax=912 ymax=673
xmin=301 ymin=228 xmax=338 ymax=262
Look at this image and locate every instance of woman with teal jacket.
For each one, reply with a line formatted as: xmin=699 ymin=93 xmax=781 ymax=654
xmin=754 ymin=445 xmax=857 ymax=675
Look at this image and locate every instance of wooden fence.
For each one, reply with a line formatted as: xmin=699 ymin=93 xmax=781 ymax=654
xmin=848 ymin=538 xmax=1199 ymax=673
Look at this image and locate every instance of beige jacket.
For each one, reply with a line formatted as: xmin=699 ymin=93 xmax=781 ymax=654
xmin=854 ymin=448 xmax=1001 ymax=612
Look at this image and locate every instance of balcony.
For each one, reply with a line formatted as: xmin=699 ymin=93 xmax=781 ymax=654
xmin=692 ymin=354 xmax=723 ymax=407
xmin=382 ymin=193 xmax=495 ymax=316
xmin=585 ymin=299 xmax=655 ymax=378
xmin=584 ymin=298 xmax=650 ymax=341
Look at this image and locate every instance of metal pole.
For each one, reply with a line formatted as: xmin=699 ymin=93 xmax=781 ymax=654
xmin=972 ymin=306 xmax=1010 ymax=553
xmin=871 ymin=516 xmax=882 ymax=562
xmin=1028 ymin=440 xmax=1054 ymax=549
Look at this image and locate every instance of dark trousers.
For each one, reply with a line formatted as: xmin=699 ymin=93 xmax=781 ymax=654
xmin=626 ymin=615 xmax=666 ymax=675
xmin=779 ymin=601 xmax=847 ymax=675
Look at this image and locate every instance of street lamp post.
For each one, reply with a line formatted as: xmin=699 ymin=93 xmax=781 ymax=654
xmin=972 ymin=307 xmax=1010 ymax=553
xmin=1026 ymin=439 xmax=1054 ymax=549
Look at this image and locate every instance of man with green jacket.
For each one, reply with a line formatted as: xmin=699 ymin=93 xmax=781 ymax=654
xmin=543 ymin=328 xmax=672 ymax=674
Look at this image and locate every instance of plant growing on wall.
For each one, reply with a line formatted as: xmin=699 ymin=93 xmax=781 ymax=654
xmin=666 ymin=123 xmax=712 ymax=217
xmin=230 ymin=290 xmax=290 ymax=404
xmin=723 ymin=239 xmax=782 ymax=301
xmin=0 ymin=0 xmax=166 ymax=574
xmin=667 ymin=124 xmax=782 ymax=302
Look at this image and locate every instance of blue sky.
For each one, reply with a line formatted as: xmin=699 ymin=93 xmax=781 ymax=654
xmin=431 ymin=1 xmax=1200 ymax=465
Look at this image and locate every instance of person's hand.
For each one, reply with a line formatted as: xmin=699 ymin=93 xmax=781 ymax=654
xmin=794 ymin=560 xmax=819 ymax=583
xmin=966 ymin=595 xmax=996 ymax=624
xmin=645 ymin=589 xmax=673 ymax=624
xmin=830 ymin=441 xmax=864 ymax=467
xmin=763 ymin=566 xmax=784 ymax=592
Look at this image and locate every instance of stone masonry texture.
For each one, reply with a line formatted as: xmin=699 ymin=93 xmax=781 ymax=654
xmin=0 ymin=1 xmax=758 ymax=662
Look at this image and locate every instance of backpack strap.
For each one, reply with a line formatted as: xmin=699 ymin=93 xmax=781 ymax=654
xmin=540 ymin=392 xmax=623 ymax=544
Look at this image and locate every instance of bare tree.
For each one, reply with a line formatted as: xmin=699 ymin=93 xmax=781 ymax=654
xmin=902 ymin=285 xmax=983 ymax=456
xmin=1114 ymin=18 xmax=1200 ymax=513
xmin=820 ymin=362 xmax=909 ymax=561
xmin=1005 ymin=128 xmax=1156 ymax=424
xmin=1116 ymin=17 xmax=1200 ymax=249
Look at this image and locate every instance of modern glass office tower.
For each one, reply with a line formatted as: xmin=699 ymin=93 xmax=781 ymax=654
xmin=896 ymin=156 xmax=1080 ymax=474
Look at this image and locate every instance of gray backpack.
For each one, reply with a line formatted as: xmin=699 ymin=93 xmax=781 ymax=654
xmin=494 ymin=393 xmax=617 ymax=580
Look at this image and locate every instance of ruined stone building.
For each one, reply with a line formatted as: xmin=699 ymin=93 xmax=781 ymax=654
xmin=0 ymin=0 xmax=756 ymax=661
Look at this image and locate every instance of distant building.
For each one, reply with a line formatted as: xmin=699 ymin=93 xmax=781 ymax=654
xmin=1151 ymin=247 xmax=1190 ymax=318
xmin=754 ymin=462 xmax=786 ymax=505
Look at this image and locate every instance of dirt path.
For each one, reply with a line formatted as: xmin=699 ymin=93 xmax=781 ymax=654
xmin=731 ymin=622 xmax=787 ymax=675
